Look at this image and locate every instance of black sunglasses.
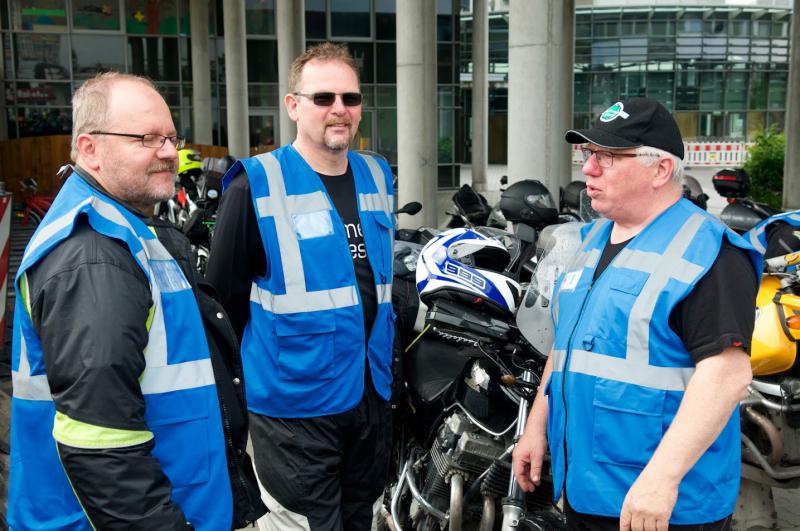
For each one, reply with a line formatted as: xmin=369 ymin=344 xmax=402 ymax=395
xmin=293 ymin=92 xmax=362 ymax=107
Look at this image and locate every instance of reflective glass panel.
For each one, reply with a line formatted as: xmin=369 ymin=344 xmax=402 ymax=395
xmin=767 ymin=72 xmax=787 ymax=110
xmin=14 ymin=33 xmax=70 ymax=80
xmin=246 ymin=39 xmax=278 ymax=82
xmin=249 ymin=113 xmax=275 ymax=150
xmin=746 ymin=111 xmax=765 ymax=138
xmin=376 ymin=109 xmax=397 ymax=164
xmin=749 ymin=72 xmax=767 ymax=109
xmin=375 ymin=86 xmax=395 ymax=107
xmin=1 ymin=0 xmax=8 ymax=29
xmin=699 ymin=72 xmax=723 ymax=111
xmin=12 ymin=0 xmax=66 ymax=31
xmin=331 ymin=0 xmax=370 ymax=38
xmin=438 ymin=43 xmax=453 ymax=84
xmin=126 ymin=0 xmax=178 ymax=34
xmin=437 ymin=0 xmax=453 ymax=41
xmin=128 ymin=37 xmax=180 ymax=81
xmin=438 ymin=108 xmax=453 ymax=163
xmin=574 ymin=73 xmax=590 ymax=113
xmin=18 ymin=106 xmax=71 ymax=136
xmin=15 ymin=81 xmax=70 ymax=105
xmin=305 ymin=0 xmax=325 ymax=39
xmin=248 ymin=84 xmax=279 ymax=107
xmin=725 ymin=72 xmax=747 ymax=110
xmin=72 ymin=34 xmax=125 ymax=78
xmin=353 ymin=109 xmax=372 ymax=151
xmin=73 ymin=0 xmax=120 ymax=30
xmin=245 ymin=0 xmax=274 ymax=35
xmin=646 ymin=72 xmax=674 ymax=110
xmin=728 ymin=112 xmax=745 ymax=138
xmin=347 ymin=42 xmax=374 ymax=84
xmin=590 ymin=74 xmax=618 ymax=114
xmin=375 ymin=0 xmax=395 ymax=40
xmin=376 ymin=42 xmax=396 ymax=83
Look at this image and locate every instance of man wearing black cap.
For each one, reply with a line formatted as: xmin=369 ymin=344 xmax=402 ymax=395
xmin=512 ymin=97 xmax=760 ymax=531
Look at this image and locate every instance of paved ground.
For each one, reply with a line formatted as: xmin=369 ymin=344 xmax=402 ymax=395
xmin=775 ymin=487 xmax=800 ymax=530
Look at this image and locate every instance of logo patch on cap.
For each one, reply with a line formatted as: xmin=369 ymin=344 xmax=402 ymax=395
xmin=600 ymin=102 xmax=630 ymax=122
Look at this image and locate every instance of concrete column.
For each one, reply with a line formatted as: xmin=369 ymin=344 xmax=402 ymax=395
xmin=223 ymin=0 xmax=250 ymax=158
xmin=783 ymin=0 xmax=800 ymax=209
xmin=559 ymin=0 xmax=575 ymax=189
xmin=277 ymin=0 xmax=305 ymax=146
xmin=190 ymin=0 xmax=212 ymax=145
xmin=471 ymin=0 xmax=489 ymax=193
xmin=396 ymin=0 xmax=438 ymax=228
xmin=508 ymin=0 xmax=573 ymax=196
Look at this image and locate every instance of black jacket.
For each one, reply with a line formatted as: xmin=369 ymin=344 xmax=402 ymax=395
xmin=26 ymin=170 xmax=265 ymax=529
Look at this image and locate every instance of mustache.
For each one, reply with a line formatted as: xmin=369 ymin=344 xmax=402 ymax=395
xmin=325 ymin=118 xmax=352 ymax=127
xmin=147 ymin=161 xmax=177 ymax=174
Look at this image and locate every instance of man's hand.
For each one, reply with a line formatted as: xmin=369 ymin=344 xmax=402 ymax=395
xmin=512 ymin=428 xmax=548 ymax=492
xmin=619 ymin=468 xmax=679 ymax=531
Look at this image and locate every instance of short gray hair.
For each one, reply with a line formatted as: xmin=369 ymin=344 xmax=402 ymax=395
xmin=71 ymin=72 xmax=157 ymax=161
xmin=635 ymin=146 xmax=684 ymax=186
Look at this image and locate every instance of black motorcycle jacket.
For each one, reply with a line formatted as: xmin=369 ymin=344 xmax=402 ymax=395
xmin=25 ymin=169 xmax=266 ymax=529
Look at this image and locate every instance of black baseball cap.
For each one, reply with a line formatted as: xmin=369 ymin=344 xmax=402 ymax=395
xmin=565 ymin=97 xmax=684 ymax=159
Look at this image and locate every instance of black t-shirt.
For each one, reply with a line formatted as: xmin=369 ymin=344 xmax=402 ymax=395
xmin=317 ymin=167 xmax=377 ymax=338
xmin=206 ymin=166 xmax=377 ymax=343
xmin=592 ymin=238 xmax=757 ymax=363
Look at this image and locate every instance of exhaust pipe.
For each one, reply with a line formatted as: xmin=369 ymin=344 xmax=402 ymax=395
xmin=479 ymin=496 xmax=496 ymax=531
xmin=742 ymin=406 xmax=784 ymax=466
xmin=449 ymin=474 xmax=464 ymax=531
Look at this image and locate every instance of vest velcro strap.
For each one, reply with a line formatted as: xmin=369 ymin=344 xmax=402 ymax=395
xmin=250 ymin=283 xmax=359 ymax=314
xmin=140 ymin=358 xmax=215 ymax=395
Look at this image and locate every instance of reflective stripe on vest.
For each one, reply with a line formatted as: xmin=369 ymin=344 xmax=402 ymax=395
xmin=553 ymin=213 xmax=707 ymax=391
xmin=12 ymin=193 xmax=215 ymax=401
xmin=249 ymin=150 xmax=392 ymax=314
xmin=747 ymin=211 xmax=800 ymax=255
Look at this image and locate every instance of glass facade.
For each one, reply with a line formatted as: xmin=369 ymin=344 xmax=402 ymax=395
xmin=461 ymin=2 xmax=792 ymax=161
xmin=573 ymin=6 xmax=791 ymax=140
xmin=0 ymin=0 xmax=463 ymax=187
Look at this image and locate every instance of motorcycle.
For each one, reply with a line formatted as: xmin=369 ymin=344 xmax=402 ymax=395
xmin=155 ymin=153 xmax=232 ymax=273
xmin=734 ymin=246 xmax=800 ymax=530
xmin=713 ymin=168 xmax=782 ymax=234
xmin=382 ymin=186 xmax=587 ymax=530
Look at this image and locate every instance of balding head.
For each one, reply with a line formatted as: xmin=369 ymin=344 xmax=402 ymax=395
xmin=71 ymin=72 xmax=158 ymax=162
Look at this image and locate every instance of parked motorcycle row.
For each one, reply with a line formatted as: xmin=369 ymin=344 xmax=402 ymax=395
xmin=160 ymin=151 xmax=799 ymax=529
xmin=156 ymin=149 xmax=233 ymax=273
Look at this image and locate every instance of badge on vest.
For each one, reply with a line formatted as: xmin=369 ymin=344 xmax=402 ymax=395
xmin=560 ymin=270 xmax=583 ymax=292
xmin=292 ymin=210 xmax=334 ymax=240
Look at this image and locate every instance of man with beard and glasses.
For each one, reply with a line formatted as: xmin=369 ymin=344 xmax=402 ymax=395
xmin=206 ymin=42 xmax=394 ymax=531
xmin=8 ymin=72 xmax=266 ymax=530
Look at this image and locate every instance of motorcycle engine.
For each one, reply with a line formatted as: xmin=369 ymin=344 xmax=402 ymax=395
xmin=421 ymin=411 xmax=553 ymax=511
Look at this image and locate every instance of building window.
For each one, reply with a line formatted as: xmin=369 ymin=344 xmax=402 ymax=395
xmin=246 ymin=39 xmax=278 ymax=82
xmin=72 ymin=34 xmax=126 ymax=77
xmin=128 ymin=37 xmax=179 ymax=81
xmin=305 ymin=0 xmax=325 ymax=39
xmin=73 ymin=0 xmax=121 ymax=31
xmin=245 ymin=0 xmax=274 ymax=35
xmin=126 ymin=0 xmax=178 ymax=35
xmin=14 ymin=33 xmax=70 ymax=80
xmin=330 ymin=0 xmax=370 ymax=38
xmin=375 ymin=0 xmax=395 ymax=40
xmin=12 ymin=0 xmax=67 ymax=31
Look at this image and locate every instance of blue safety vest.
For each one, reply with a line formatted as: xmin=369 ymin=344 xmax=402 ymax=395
xmin=8 ymin=175 xmax=232 ymax=530
xmin=746 ymin=210 xmax=800 ymax=256
xmin=225 ymin=145 xmax=395 ymax=418
xmin=548 ymin=198 xmax=761 ymax=524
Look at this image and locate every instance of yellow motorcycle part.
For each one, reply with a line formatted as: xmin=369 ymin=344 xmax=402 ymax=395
xmin=751 ymin=275 xmax=800 ymax=376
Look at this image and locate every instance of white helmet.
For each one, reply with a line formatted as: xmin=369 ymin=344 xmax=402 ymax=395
xmin=415 ymin=228 xmax=522 ymax=315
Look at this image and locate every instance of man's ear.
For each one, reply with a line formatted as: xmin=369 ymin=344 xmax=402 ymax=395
xmin=652 ymin=156 xmax=676 ymax=190
xmin=75 ymin=133 xmax=101 ymax=171
xmin=284 ymin=93 xmax=299 ymax=123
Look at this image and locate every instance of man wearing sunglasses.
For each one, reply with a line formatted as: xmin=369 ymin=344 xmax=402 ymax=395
xmin=207 ymin=43 xmax=394 ymax=531
xmin=8 ymin=72 xmax=266 ymax=529
xmin=513 ymin=97 xmax=761 ymax=531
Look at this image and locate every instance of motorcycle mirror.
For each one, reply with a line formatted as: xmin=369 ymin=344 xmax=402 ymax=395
xmin=397 ymin=201 xmax=422 ymax=216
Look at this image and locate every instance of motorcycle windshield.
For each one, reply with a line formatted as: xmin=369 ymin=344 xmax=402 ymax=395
xmin=515 ymin=222 xmax=584 ymax=356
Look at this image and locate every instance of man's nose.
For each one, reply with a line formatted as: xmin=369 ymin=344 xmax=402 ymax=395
xmin=158 ymin=138 xmax=180 ymax=159
xmin=582 ymin=155 xmax=602 ymax=177
xmin=329 ymin=95 xmax=347 ymax=113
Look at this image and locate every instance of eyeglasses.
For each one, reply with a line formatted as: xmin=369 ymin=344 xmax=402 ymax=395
xmin=580 ymin=147 xmax=642 ymax=168
xmin=293 ymin=92 xmax=363 ymax=107
xmin=90 ymin=131 xmax=186 ymax=150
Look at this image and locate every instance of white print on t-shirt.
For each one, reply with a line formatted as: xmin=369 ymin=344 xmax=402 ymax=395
xmin=344 ymin=222 xmax=367 ymax=260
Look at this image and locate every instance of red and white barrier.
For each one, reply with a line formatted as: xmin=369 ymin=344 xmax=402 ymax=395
xmin=0 ymin=193 xmax=10 ymax=348
xmin=572 ymin=141 xmax=754 ymax=168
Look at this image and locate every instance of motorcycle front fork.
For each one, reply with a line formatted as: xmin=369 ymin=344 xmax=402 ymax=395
xmin=501 ymin=368 xmax=534 ymax=530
